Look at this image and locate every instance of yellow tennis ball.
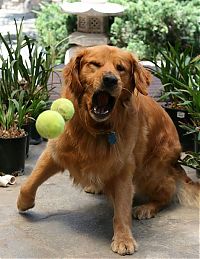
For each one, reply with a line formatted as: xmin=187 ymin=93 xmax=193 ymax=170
xmin=36 ymin=110 xmax=65 ymax=139
xmin=51 ymin=98 xmax=75 ymax=121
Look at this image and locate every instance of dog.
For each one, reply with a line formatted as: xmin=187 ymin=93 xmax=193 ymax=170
xmin=17 ymin=45 xmax=200 ymax=255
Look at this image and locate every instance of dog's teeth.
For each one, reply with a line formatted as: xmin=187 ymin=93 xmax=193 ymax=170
xmin=102 ymin=109 xmax=109 ymax=115
xmin=94 ymin=107 xmax=100 ymax=114
xmin=93 ymin=107 xmax=99 ymax=114
xmin=93 ymin=107 xmax=109 ymax=115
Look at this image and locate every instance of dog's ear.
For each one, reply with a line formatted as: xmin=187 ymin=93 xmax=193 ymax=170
xmin=131 ymin=55 xmax=152 ymax=95
xmin=62 ymin=49 xmax=86 ymax=99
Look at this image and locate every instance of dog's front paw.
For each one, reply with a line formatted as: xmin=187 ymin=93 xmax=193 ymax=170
xmin=17 ymin=188 xmax=35 ymax=212
xmin=111 ymin=236 xmax=138 ymax=255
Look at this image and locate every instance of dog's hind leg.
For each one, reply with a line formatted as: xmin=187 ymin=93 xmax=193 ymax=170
xmin=133 ymin=171 xmax=177 ymax=220
xmin=17 ymin=149 xmax=62 ymax=212
xmin=133 ymin=163 xmax=200 ymax=219
xmin=84 ymin=184 xmax=103 ymax=194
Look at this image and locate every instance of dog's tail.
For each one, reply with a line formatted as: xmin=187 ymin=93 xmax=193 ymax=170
xmin=175 ymin=167 xmax=200 ymax=208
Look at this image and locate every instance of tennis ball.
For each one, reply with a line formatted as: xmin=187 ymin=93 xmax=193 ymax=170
xmin=51 ymin=98 xmax=75 ymax=121
xmin=36 ymin=110 xmax=65 ymax=139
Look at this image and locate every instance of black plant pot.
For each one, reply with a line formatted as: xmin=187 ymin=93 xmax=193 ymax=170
xmin=29 ymin=120 xmax=42 ymax=145
xmin=0 ymin=135 xmax=27 ymax=175
xmin=164 ymin=106 xmax=194 ymax=151
xmin=22 ymin=123 xmax=31 ymax=157
xmin=22 ymin=121 xmax=42 ymax=157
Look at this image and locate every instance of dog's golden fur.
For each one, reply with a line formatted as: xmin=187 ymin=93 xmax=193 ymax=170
xmin=17 ymin=45 xmax=200 ymax=255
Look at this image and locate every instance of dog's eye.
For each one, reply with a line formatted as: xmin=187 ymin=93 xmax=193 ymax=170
xmin=89 ymin=61 xmax=101 ymax=68
xmin=116 ymin=64 xmax=125 ymax=72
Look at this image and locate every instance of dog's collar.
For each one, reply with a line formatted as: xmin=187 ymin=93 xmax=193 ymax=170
xmin=97 ymin=130 xmax=117 ymax=145
xmin=106 ymin=131 xmax=117 ymax=145
xmin=87 ymin=127 xmax=117 ymax=145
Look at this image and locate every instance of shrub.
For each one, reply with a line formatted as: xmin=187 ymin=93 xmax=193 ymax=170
xmin=109 ymin=0 xmax=200 ymax=59
xmin=35 ymin=2 xmax=76 ymax=63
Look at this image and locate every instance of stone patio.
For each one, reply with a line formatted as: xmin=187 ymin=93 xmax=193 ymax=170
xmin=0 ymin=142 xmax=199 ymax=258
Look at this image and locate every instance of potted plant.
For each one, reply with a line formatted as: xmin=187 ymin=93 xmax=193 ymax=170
xmin=150 ymin=44 xmax=199 ymax=151
xmin=0 ymin=91 xmax=29 ymax=175
xmin=175 ymin=60 xmax=200 ymax=177
xmin=0 ymin=19 xmax=63 ymax=174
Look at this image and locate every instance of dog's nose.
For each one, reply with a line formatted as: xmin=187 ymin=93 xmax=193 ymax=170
xmin=103 ymin=74 xmax=118 ymax=88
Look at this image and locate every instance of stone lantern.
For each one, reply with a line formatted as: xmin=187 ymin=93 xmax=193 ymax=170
xmin=61 ymin=0 xmax=124 ymax=63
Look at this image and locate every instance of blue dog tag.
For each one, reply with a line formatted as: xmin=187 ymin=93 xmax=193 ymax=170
xmin=108 ymin=132 xmax=117 ymax=145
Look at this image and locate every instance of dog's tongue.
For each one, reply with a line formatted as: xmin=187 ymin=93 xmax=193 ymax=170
xmin=97 ymin=92 xmax=109 ymax=107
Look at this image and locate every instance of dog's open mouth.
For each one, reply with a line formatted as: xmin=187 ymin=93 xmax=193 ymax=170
xmin=91 ymin=91 xmax=116 ymax=120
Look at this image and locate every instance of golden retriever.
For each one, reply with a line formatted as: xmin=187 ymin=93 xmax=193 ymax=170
xmin=17 ymin=45 xmax=199 ymax=255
